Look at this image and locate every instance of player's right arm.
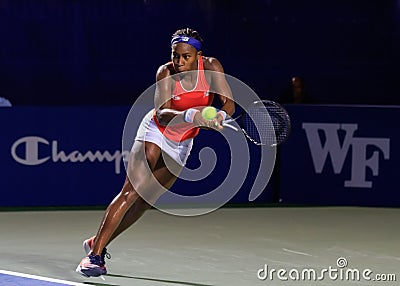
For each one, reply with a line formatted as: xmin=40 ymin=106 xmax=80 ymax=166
xmin=154 ymin=64 xmax=185 ymax=126
xmin=154 ymin=64 xmax=212 ymax=128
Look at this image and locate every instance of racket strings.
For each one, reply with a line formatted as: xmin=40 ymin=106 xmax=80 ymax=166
xmin=242 ymin=102 xmax=291 ymax=146
xmin=242 ymin=109 xmax=275 ymax=145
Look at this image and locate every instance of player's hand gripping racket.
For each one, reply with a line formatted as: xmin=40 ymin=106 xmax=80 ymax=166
xmin=222 ymin=100 xmax=291 ymax=146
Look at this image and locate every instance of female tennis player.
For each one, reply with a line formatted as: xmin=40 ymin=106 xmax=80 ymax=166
xmin=76 ymin=28 xmax=235 ymax=277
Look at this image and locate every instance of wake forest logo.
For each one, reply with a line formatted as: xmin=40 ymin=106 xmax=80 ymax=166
xmin=302 ymin=123 xmax=390 ymax=188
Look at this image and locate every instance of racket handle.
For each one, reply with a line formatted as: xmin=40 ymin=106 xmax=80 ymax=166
xmin=222 ymin=121 xmax=239 ymax=131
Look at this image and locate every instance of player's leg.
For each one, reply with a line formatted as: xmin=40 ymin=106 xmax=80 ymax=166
xmin=82 ymin=151 xmax=180 ymax=259
xmin=90 ymin=141 xmax=163 ymax=256
xmin=107 ymin=152 xmax=180 ymax=243
xmin=76 ymin=141 xmax=164 ymax=276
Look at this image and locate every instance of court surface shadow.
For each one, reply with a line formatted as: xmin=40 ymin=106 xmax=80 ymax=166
xmin=106 ymin=273 xmax=215 ymax=286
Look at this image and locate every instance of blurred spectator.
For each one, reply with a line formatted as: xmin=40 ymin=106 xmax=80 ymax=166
xmin=279 ymin=76 xmax=312 ymax=104
xmin=273 ymin=76 xmax=312 ymax=203
xmin=0 ymin=97 xmax=12 ymax=107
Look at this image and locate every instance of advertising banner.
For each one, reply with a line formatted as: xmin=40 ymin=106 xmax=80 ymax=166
xmin=279 ymin=104 xmax=399 ymax=207
xmin=0 ymin=107 xmax=273 ymax=207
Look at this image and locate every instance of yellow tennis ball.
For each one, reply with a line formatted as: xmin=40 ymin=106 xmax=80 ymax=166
xmin=202 ymin=106 xmax=217 ymax=120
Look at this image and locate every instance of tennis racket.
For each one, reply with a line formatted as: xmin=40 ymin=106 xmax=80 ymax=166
xmin=222 ymin=100 xmax=291 ymax=146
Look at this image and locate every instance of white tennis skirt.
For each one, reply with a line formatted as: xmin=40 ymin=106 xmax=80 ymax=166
xmin=135 ymin=110 xmax=194 ymax=166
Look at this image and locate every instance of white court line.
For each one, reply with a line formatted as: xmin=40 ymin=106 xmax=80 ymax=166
xmin=0 ymin=270 xmax=88 ymax=286
xmin=282 ymin=248 xmax=313 ymax=257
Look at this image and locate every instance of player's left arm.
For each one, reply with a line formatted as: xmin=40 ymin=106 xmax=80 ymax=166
xmin=205 ymin=57 xmax=235 ymax=121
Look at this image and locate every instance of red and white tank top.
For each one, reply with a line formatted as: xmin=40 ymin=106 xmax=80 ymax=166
xmin=153 ymin=57 xmax=214 ymax=142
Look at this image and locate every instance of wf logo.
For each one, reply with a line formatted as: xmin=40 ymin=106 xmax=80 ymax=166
xmin=302 ymin=123 xmax=390 ymax=188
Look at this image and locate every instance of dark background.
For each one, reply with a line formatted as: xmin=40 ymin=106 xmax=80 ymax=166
xmin=0 ymin=0 xmax=399 ymax=105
